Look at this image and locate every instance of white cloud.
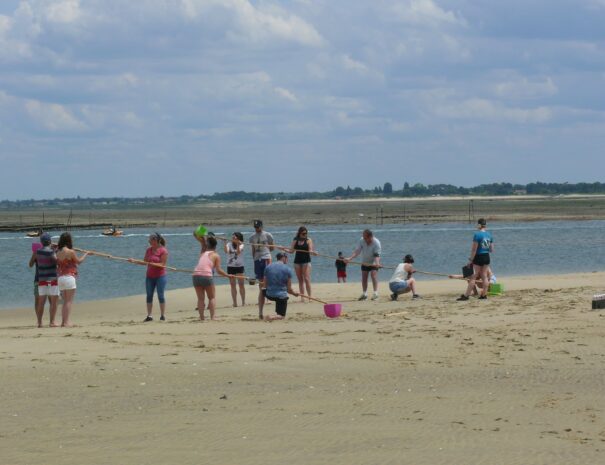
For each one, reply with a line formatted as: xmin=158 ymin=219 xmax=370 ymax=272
xmin=179 ymin=0 xmax=323 ymax=46
xmin=433 ymin=98 xmax=552 ymax=124
xmin=45 ymin=0 xmax=81 ymax=24
xmin=0 ymin=15 xmax=11 ymax=35
xmin=25 ymin=99 xmax=87 ymax=131
xmin=342 ymin=54 xmax=368 ymax=73
xmin=392 ymin=0 xmax=466 ymax=27
xmin=274 ymin=86 xmax=298 ymax=102
xmin=494 ymin=76 xmax=558 ymax=99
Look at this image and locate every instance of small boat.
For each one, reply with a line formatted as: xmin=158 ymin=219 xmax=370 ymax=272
xmin=26 ymin=229 xmax=43 ymax=238
xmin=102 ymin=228 xmax=123 ymax=237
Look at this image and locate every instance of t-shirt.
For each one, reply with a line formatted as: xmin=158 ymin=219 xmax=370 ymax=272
xmin=354 ymin=237 xmax=381 ymax=265
xmin=250 ymin=231 xmax=274 ymax=261
xmin=264 ymin=262 xmax=293 ymax=299
xmin=473 ymin=230 xmax=493 ymax=255
xmin=145 ymin=246 xmax=168 ymax=278
xmin=226 ymin=242 xmax=245 ymax=268
xmin=335 ymin=258 xmax=347 ymax=271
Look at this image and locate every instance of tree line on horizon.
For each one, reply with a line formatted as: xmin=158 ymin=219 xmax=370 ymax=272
xmin=2 ymin=181 xmax=605 ymax=208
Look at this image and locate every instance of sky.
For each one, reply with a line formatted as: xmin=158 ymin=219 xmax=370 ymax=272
xmin=1 ymin=0 xmax=605 ymax=200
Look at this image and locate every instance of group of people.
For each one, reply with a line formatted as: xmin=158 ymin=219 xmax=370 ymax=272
xmin=29 ymin=232 xmax=89 ymax=328
xmin=28 ymin=218 xmax=495 ymax=326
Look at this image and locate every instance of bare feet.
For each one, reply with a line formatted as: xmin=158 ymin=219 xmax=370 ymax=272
xmin=264 ymin=314 xmax=284 ymax=321
xmin=61 ymin=323 xmax=75 ymax=328
xmin=49 ymin=322 xmax=60 ymax=327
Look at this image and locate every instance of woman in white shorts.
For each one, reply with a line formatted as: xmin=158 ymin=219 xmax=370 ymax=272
xmin=56 ymin=232 xmax=90 ymax=327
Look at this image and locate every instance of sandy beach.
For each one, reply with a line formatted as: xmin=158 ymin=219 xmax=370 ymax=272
xmin=1 ymin=273 xmax=605 ymax=464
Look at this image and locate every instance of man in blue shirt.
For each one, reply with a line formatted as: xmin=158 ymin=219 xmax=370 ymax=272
xmin=260 ymin=252 xmax=299 ymax=320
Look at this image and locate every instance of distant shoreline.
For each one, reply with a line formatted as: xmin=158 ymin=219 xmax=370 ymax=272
xmin=2 ymin=194 xmax=605 ymax=228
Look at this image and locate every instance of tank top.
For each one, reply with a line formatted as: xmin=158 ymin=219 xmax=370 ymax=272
xmin=36 ymin=247 xmax=57 ymax=281
xmin=57 ymin=255 xmax=78 ymax=278
xmin=194 ymin=251 xmax=214 ymax=276
xmin=293 ymin=237 xmax=311 ymax=264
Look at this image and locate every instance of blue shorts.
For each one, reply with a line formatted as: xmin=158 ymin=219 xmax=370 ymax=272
xmin=389 ymin=281 xmax=409 ymax=294
xmin=254 ymin=259 xmax=270 ymax=280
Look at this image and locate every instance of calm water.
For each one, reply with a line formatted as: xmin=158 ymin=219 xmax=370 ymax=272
xmin=1 ymin=220 xmax=604 ymax=309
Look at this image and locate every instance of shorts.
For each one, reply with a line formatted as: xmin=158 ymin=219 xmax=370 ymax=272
xmin=337 ymin=270 xmax=347 ymax=278
xmin=58 ymin=275 xmax=77 ymax=291
xmin=38 ymin=280 xmax=59 ymax=297
xmin=192 ymin=275 xmax=213 ymax=287
xmin=263 ymin=290 xmax=289 ymax=316
xmin=227 ymin=266 xmax=245 ymax=275
xmin=361 ymin=265 xmax=379 ymax=272
xmin=389 ymin=281 xmax=409 ymax=294
xmin=254 ymin=259 xmax=270 ymax=280
xmin=473 ymin=254 xmax=490 ymax=266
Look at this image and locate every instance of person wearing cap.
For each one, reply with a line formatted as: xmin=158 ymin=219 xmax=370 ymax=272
xmin=457 ymin=218 xmax=494 ymax=301
xmin=249 ymin=220 xmax=275 ymax=307
xmin=31 ymin=233 xmax=59 ymax=327
xmin=389 ymin=254 xmax=420 ymax=300
xmin=260 ymin=252 xmax=299 ymax=320
xmin=129 ymin=232 xmax=169 ymax=321
xmin=345 ymin=229 xmax=382 ymax=301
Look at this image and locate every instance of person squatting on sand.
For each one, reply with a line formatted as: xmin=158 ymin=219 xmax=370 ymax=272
xmin=128 ymin=232 xmax=168 ymax=321
xmin=224 ymin=232 xmax=246 ymax=307
xmin=457 ymin=218 xmax=494 ymax=301
xmin=389 ymin=254 xmax=420 ymax=300
xmin=29 ymin=232 xmax=59 ymax=327
xmin=289 ymin=226 xmax=316 ymax=302
xmin=193 ymin=235 xmax=230 ymax=321
xmin=249 ymin=219 xmax=274 ymax=308
xmin=346 ymin=229 xmax=382 ymax=301
xmin=260 ymin=252 xmax=299 ymax=321
xmin=56 ymin=232 xmax=89 ymax=327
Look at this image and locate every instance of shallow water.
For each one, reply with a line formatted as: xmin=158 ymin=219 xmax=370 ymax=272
xmin=1 ymin=220 xmax=604 ymax=309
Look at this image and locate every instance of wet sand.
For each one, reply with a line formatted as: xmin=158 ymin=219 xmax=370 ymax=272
xmin=1 ymin=273 xmax=605 ymax=464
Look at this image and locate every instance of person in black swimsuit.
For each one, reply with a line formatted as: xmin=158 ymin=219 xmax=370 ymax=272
xmin=289 ymin=226 xmax=316 ymax=302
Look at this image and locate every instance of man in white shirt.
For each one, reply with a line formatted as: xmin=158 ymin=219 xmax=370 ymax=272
xmin=346 ymin=229 xmax=382 ymax=301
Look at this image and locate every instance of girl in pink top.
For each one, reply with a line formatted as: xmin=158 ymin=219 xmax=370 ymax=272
xmin=129 ymin=233 xmax=168 ymax=322
xmin=56 ymin=232 xmax=89 ymax=327
xmin=193 ymin=235 xmax=230 ymax=321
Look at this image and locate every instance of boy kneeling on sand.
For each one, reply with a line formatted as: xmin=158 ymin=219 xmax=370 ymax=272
xmin=260 ymin=252 xmax=299 ymax=320
xmin=389 ymin=254 xmax=420 ymax=301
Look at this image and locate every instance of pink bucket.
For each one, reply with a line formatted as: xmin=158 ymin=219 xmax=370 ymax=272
xmin=324 ymin=303 xmax=342 ymax=318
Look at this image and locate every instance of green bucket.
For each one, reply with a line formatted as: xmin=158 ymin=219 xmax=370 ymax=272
xmin=488 ymin=283 xmax=503 ymax=296
xmin=194 ymin=225 xmax=208 ymax=237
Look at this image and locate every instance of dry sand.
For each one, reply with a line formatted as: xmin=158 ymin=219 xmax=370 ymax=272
xmin=1 ymin=273 xmax=605 ymax=464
